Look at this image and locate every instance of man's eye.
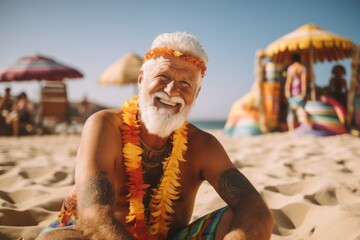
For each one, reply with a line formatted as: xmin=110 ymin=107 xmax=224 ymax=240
xmin=157 ymin=75 xmax=169 ymax=81
xmin=181 ymin=80 xmax=191 ymax=87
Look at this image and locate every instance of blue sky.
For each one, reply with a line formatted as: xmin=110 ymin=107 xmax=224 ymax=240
xmin=1 ymin=0 xmax=359 ymax=120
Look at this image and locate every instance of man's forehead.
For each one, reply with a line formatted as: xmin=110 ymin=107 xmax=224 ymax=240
xmin=152 ymin=56 xmax=199 ymax=74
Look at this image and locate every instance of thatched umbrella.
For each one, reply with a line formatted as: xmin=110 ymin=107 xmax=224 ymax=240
xmin=98 ymin=52 xmax=143 ymax=93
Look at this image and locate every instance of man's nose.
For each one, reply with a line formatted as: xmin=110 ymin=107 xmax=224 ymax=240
xmin=164 ymin=80 xmax=179 ymax=96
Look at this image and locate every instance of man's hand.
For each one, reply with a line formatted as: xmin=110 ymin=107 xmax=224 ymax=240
xmin=224 ymin=230 xmax=247 ymax=240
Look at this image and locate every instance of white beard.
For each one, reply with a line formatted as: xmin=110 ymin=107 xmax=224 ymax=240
xmin=138 ymin=87 xmax=193 ymax=138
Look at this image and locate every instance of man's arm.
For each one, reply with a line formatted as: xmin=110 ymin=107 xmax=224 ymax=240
xmin=301 ymin=66 xmax=307 ymax=99
xmin=285 ymin=72 xmax=291 ymax=99
xmin=218 ymin=168 xmax=273 ymax=240
xmin=200 ymin=133 xmax=273 ymax=239
xmin=74 ymin=111 xmax=134 ymax=240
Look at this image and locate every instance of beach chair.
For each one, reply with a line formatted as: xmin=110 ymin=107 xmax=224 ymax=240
xmin=38 ymin=81 xmax=70 ymax=133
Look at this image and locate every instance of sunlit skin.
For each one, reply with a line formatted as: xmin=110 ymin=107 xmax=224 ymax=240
xmin=285 ymin=60 xmax=308 ymax=131
xmin=138 ymin=56 xmax=200 ymax=149
xmin=139 ymin=56 xmax=200 ymax=114
xmin=37 ymin=55 xmax=273 ymax=240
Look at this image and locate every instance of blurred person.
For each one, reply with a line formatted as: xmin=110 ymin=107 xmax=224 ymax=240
xmin=37 ymin=32 xmax=273 ymax=240
xmin=0 ymin=87 xmax=14 ymax=116
xmin=285 ymin=53 xmax=310 ymax=131
xmin=329 ymin=64 xmax=347 ymax=107
xmin=6 ymin=92 xmax=32 ymax=136
xmin=351 ymin=64 xmax=360 ymax=130
xmin=78 ymin=94 xmax=90 ymax=116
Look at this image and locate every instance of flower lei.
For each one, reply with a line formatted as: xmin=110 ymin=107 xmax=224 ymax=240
xmin=144 ymin=47 xmax=207 ymax=78
xmin=121 ymin=96 xmax=188 ymax=240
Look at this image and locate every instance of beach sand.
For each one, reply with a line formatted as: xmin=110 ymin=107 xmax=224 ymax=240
xmin=1 ymin=131 xmax=360 ymax=240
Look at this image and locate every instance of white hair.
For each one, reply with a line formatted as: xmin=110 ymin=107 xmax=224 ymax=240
xmin=151 ymin=32 xmax=208 ymax=64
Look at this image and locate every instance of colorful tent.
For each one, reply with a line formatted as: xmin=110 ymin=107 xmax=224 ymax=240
xmin=265 ymin=23 xmax=355 ymax=100
xmin=224 ymin=85 xmax=263 ymax=136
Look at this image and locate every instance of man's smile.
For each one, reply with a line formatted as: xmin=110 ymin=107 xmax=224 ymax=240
xmin=155 ymin=97 xmax=182 ymax=110
xmin=158 ymin=97 xmax=177 ymax=106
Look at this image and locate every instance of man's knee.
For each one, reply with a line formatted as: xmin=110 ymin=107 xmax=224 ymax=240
xmin=36 ymin=229 xmax=85 ymax=240
xmin=215 ymin=208 xmax=234 ymax=240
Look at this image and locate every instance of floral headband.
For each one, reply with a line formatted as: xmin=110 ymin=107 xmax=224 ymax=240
xmin=144 ymin=47 xmax=207 ymax=78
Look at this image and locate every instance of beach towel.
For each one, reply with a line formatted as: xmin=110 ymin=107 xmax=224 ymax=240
xmin=304 ymin=101 xmax=347 ymax=135
xmin=261 ymin=81 xmax=281 ymax=130
xmin=265 ymin=62 xmax=283 ymax=82
xmin=224 ymin=90 xmax=262 ymax=136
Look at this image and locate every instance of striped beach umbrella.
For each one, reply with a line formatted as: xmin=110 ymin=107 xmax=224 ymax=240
xmin=0 ymin=54 xmax=83 ymax=82
xmin=265 ymin=23 xmax=354 ymax=63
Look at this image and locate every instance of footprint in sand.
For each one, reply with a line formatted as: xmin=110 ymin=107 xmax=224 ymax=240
xmin=304 ymin=186 xmax=339 ymax=206
xmin=46 ymin=171 xmax=68 ymax=184
xmin=0 ymin=191 xmax=15 ymax=205
xmin=18 ymin=167 xmax=53 ymax=180
xmin=0 ymin=207 xmax=50 ymax=226
xmin=270 ymin=202 xmax=312 ymax=237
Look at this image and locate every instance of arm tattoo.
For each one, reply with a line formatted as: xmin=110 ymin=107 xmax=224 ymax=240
xmin=218 ymin=168 xmax=253 ymax=206
xmin=79 ymin=171 xmax=115 ymax=209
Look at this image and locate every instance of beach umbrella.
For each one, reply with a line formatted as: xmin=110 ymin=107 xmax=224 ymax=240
xmin=265 ymin=23 xmax=355 ymax=100
xmin=98 ymin=52 xmax=143 ymax=92
xmin=265 ymin=23 xmax=354 ymax=63
xmin=0 ymin=54 xmax=84 ymax=82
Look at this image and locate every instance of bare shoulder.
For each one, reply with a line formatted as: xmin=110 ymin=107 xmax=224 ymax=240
xmin=77 ymin=108 xmax=124 ymax=168
xmin=187 ymin=124 xmax=222 ymax=149
xmin=186 ymin=124 xmax=233 ymax=180
xmin=84 ymin=109 xmax=123 ymax=129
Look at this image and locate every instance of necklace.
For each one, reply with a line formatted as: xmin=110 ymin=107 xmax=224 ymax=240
xmin=140 ymin=137 xmax=169 ymax=153
xmin=141 ymin=138 xmax=172 ymax=225
xmin=121 ymin=96 xmax=188 ymax=240
xmin=140 ymin=137 xmax=172 ymax=168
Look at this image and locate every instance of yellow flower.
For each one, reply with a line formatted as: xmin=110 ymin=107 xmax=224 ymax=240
xmin=173 ymin=49 xmax=183 ymax=57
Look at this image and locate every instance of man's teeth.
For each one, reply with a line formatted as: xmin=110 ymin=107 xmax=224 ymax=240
xmin=159 ymin=98 xmax=177 ymax=106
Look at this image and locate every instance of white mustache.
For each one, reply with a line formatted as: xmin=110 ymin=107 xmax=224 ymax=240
xmin=152 ymin=91 xmax=185 ymax=108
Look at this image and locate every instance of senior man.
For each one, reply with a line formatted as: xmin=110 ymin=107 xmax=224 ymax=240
xmin=37 ymin=32 xmax=273 ymax=240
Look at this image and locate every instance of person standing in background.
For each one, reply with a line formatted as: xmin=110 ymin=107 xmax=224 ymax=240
xmin=285 ymin=53 xmax=309 ymax=131
xmin=329 ymin=64 xmax=348 ymax=108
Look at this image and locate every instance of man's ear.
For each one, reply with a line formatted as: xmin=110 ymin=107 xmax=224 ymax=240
xmin=137 ymin=70 xmax=143 ymax=85
xmin=195 ymin=86 xmax=202 ymax=99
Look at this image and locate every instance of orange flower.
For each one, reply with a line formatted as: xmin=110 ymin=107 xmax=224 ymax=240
xmin=144 ymin=47 xmax=206 ymax=78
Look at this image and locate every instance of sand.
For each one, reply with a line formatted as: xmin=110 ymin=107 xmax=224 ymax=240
xmin=0 ymin=131 xmax=360 ymax=240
